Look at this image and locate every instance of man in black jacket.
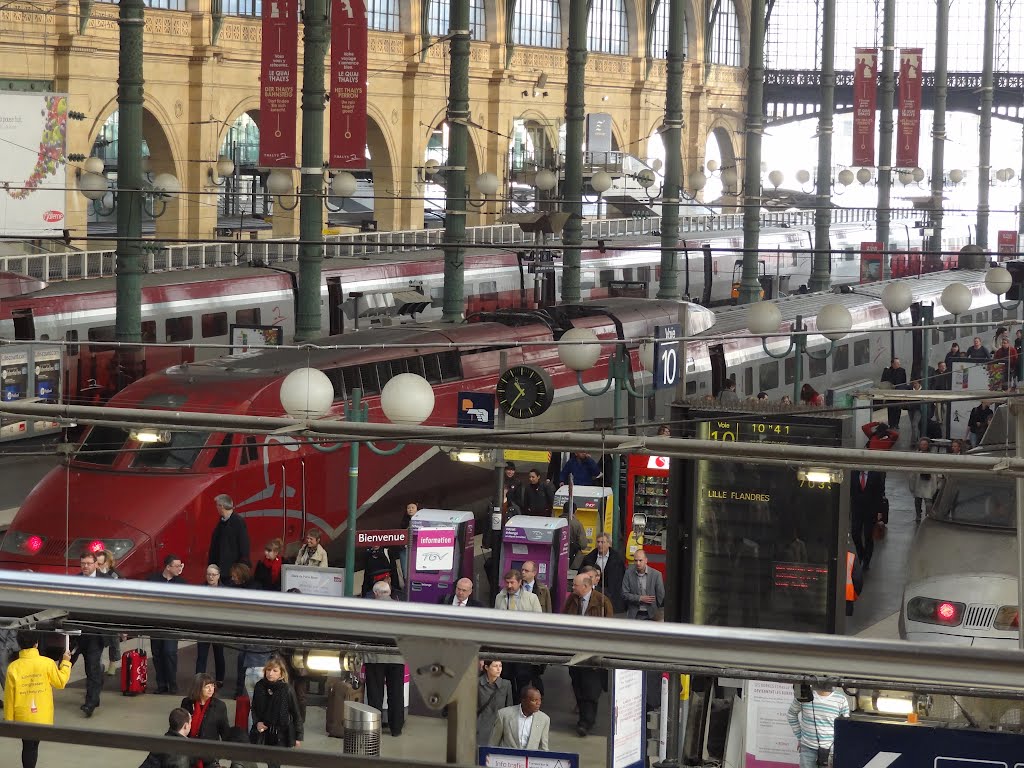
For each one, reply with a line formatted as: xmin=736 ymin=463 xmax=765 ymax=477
xmin=523 ymin=469 xmax=555 ymax=515
xmin=75 ymin=551 xmax=112 ymax=717
xmin=580 ymin=533 xmax=627 ymax=613
xmin=138 ymin=707 xmax=191 ymax=768
xmin=208 ymin=494 xmax=250 ymax=577
xmin=439 ymin=577 xmax=483 ymax=607
xmin=880 ymin=357 xmax=908 ymax=428
xmin=148 ymin=555 xmax=186 ymax=694
xmin=849 ymin=470 xmax=886 ymax=570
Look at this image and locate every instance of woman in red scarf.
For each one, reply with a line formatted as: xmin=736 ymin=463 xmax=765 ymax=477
xmin=180 ymin=673 xmax=229 ymax=768
xmin=254 ymin=538 xmax=284 ymax=591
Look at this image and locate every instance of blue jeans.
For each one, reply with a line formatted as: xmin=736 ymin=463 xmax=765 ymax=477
xmin=800 ymin=746 xmax=829 ymax=768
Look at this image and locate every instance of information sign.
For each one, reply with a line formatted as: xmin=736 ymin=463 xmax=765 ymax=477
xmin=744 ymin=680 xmax=799 ymax=768
xmin=280 ymin=565 xmax=346 ymax=597
xmin=998 ymin=230 xmax=1018 ymax=255
xmin=609 ymin=669 xmax=645 ymax=768
xmin=414 ymin=527 xmax=456 ymax=572
xmin=355 ymin=529 xmax=408 ymax=548
xmin=478 ymin=747 xmax=580 ymax=768
xmin=834 ymin=718 xmax=1024 ymax=768
xmin=653 ymin=323 xmax=681 ymax=390
xmin=457 ymin=391 xmax=495 ymax=428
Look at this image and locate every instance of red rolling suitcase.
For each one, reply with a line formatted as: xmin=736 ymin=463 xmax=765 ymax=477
xmin=120 ymin=639 xmax=148 ymax=695
xmin=234 ymin=694 xmax=251 ymax=729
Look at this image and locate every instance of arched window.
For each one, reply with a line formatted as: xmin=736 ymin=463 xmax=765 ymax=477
xmin=512 ymin=0 xmax=561 ymax=49
xmin=649 ymin=0 xmax=687 ymax=59
xmin=426 ymin=0 xmax=486 ymax=39
xmin=588 ymin=0 xmax=628 ymax=55
xmin=710 ymin=0 xmax=741 ymax=67
xmin=368 ymin=0 xmax=400 ymax=32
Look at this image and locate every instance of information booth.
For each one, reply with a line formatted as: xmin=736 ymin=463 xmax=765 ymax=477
xmin=625 ymin=454 xmax=670 ymax=574
xmin=500 ymin=515 xmax=570 ymax=609
xmin=552 ymin=484 xmax=613 ymax=554
xmin=406 ymin=509 xmax=475 ymax=604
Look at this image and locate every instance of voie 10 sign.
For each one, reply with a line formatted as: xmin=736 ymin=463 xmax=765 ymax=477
xmin=653 ymin=324 xmax=682 ymax=390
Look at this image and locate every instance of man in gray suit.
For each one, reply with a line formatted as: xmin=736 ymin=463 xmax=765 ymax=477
xmin=621 ymin=549 xmax=665 ymax=620
xmin=490 ymin=687 xmax=550 ymax=751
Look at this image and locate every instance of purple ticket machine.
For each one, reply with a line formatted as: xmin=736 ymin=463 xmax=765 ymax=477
xmin=407 ymin=509 xmax=476 ymax=604
xmin=500 ymin=515 xmax=571 ymax=611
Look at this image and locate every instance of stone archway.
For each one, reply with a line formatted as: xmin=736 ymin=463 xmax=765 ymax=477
xmin=419 ymin=119 xmax=484 ymax=229
xmin=366 ymin=111 xmax=399 ymax=231
xmin=704 ymin=124 xmax=740 ymax=210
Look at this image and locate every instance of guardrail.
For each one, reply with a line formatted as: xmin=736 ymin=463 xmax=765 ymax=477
xmin=0 ymin=207 xmax=895 ymax=284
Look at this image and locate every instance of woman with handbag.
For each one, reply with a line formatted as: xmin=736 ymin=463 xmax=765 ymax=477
xmin=249 ymin=657 xmax=303 ymax=768
xmin=476 ymin=659 xmax=513 ymax=746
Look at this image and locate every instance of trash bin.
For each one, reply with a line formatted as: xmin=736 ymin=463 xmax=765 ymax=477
xmin=343 ymin=701 xmax=381 ymax=756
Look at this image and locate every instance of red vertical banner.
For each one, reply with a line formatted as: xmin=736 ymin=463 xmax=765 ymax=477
xmin=860 ymin=241 xmax=883 ymax=283
xmin=330 ymin=0 xmax=368 ymax=169
xmin=853 ymin=48 xmax=877 ymax=167
xmin=896 ymin=48 xmax=923 ymax=169
xmin=998 ymin=230 xmax=1018 ymax=255
xmin=259 ymin=0 xmax=299 ymax=167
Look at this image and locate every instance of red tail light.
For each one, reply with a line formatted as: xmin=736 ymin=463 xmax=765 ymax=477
xmin=24 ymin=536 xmax=44 ymax=554
xmin=936 ymin=602 xmax=957 ymax=622
xmin=87 ymin=539 xmax=105 ymax=553
xmin=906 ymin=597 xmax=965 ymax=626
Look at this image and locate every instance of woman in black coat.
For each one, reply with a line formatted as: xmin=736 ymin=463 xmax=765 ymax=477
xmin=180 ymin=673 xmax=230 ymax=768
xmin=250 ymin=657 xmax=303 ymax=768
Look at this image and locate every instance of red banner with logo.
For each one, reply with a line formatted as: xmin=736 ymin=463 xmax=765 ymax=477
xmin=258 ymin=0 xmax=299 ymax=167
xmin=860 ymin=241 xmax=883 ymax=283
xmin=998 ymin=230 xmax=1018 ymax=255
xmin=853 ymin=48 xmax=877 ymax=167
xmin=330 ymin=0 xmax=368 ymax=169
xmin=896 ymin=48 xmax=923 ymax=169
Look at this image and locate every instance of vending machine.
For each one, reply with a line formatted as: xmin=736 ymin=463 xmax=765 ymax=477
xmin=500 ymin=515 xmax=570 ymax=609
xmin=406 ymin=509 xmax=475 ymax=604
xmin=625 ymin=454 xmax=670 ymax=575
xmin=552 ymin=484 xmax=614 ymax=555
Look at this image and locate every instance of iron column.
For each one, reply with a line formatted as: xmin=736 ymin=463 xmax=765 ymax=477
xmin=809 ymin=0 xmax=836 ymax=293
xmin=561 ymin=0 xmax=588 ymax=304
xmin=114 ymin=0 xmax=145 ymax=342
xmin=978 ymin=0 xmax=996 ymax=249
xmin=441 ymin=0 xmax=470 ymax=322
xmin=657 ymin=0 xmax=686 ymax=299
xmin=738 ymin=0 xmax=767 ymax=304
xmin=928 ymin=0 xmax=949 ymax=254
xmin=294 ymin=0 xmax=330 ymax=341
xmin=875 ymin=0 xmax=896 ymax=275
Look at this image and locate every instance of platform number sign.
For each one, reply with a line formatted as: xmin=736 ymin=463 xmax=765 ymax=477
xmin=653 ymin=324 xmax=682 ymax=390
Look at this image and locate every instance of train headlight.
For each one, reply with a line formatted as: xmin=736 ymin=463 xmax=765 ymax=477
xmin=66 ymin=538 xmax=135 ymax=559
xmin=994 ymin=606 xmax=1020 ymax=631
xmin=0 ymin=532 xmax=48 ymax=555
xmin=906 ymin=597 xmax=965 ymax=626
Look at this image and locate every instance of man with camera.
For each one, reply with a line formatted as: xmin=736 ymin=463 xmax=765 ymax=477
xmin=787 ymin=684 xmax=849 ymax=767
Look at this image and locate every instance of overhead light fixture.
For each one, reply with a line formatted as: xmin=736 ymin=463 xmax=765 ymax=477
xmin=448 ymin=448 xmax=491 ymax=464
xmin=130 ymin=429 xmax=171 ymax=444
xmin=303 ymin=650 xmax=344 ymax=673
xmin=874 ymin=695 xmax=915 ymax=716
xmin=797 ymin=467 xmax=843 ymax=485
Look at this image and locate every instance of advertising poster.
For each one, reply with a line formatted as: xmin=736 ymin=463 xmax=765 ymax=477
xmin=329 ymin=0 xmax=368 ymax=168
xmin=414 ymin=527 xmax=456 ymax=571
xmin=896 ymin=48 xmax=923 ymax=169
xmin=259 ymin=0 xmax=299 ymax=167
xmin=997 ymin=230 xmax=1018 ymax=255
xmin=229 ymin=324 xmax=283 ymax=354
xmin=0 ymin=93 xmax=68 ymax=236
xmin=611 ymin=669 xmax=645 ymax=768
xmin=859 ymin=241 xmax=883 ymax=283
xmin=744 ymin=680 xmax=799 ymax=768
xmin=852 ymin=49 xmax=877 ymax=167
xmin=280 ymin=564 xmax=346 ymax=597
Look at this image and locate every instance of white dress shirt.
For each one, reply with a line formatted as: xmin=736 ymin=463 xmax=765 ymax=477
xmin=579 ymin=591 xmax=591 ymax=615
xmin=517 ymin=708 xmax=534 ymax=748
xmin=597 ymin=552 xmax=609 ymax=573
xmin=523 ymin=581 xmax=534 ymax=592
xmin=457 ymin=599 xmax=468 ymax=607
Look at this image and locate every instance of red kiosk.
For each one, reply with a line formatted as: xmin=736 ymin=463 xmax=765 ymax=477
xmin=625 ymin=454 xmax=670 ymax=575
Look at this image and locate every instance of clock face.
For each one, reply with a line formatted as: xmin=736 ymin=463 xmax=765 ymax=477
xmin=496 ymin=365 xmax=555 ymax=419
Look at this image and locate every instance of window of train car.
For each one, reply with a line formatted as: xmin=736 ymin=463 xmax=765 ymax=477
xmin=131 ymin=431 xmax=207 ymax=470
xmin=437 ymin=351 xmax=462 ymax=381
xmin=209 ymin=434 xmax=234 ymax=468
xmin=582 ymin=271 xmax=596 ymax=290
xmin=377 ymin=360 xmax=394 ymax=390
xmin=65 ymin=330 xmax=79 ymax=356
xmin=853 ymin=339 xmax=871 ymax=367
xmin=975 ymin=311 xmax=988 ymax=336
xmin=744 ymin=367 xmax=753 ymax=396
xmin=784 ymin=356 xmax=795 ymax=385
xmin=832 ymin=344 xmax=849 ymax=372
xmin=759 ymin=361 xmax=779 ymax=392
xmin=343 ymin=367 xmax=361 ymax=395
xmin=358 ymin=364 xmax=380 ymax=395
xmin=142 ymin=321 xmax=156 ymax=343
xmin=202 ymin=312 xmax=229 ymax=338
xmin=165 ymin=316 xmax=194 ymax=343
xmin=323 ymin=368 xmax=346 ymax=401
xmin=942 ymin=320 xmax=957 ymax=343
xmin=240 ymin=436 xmax=259 ymax=465
xmin=935 ymin=477 xmax=1015 ymax=529
xmin=808 ymin=354 xmax=827 ymax=379
xmin=992 ymin=307 xmax=1004 ymax=324
xmin=236 ymin=308 xmax=261 ymax=325
xmin=76 ymin=426 xmax=129 ymax=466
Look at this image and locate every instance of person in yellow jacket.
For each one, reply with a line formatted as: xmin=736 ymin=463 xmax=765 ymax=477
xmin=4 ymin=629 xmax=72 ymax=768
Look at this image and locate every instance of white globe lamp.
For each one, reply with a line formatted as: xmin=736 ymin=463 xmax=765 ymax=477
xmin=380 ymin=373 xmax=435 ymax=425
xmin=84 ymin=157 xmax=105 ymax=175
xmin=636 ymin=169 xmax=657 ymax=189
xmin=940 ymin=282 xmax=972 ymax=316
xmin=768 ymin=170 xmax=784 ymax=189
xmin=79 ymin=172 xmax=109 ymax=201
xmin=331 ymin=171 xmax=358 ymax=198
xmin=476 ymin=171 xmax=500 ymax=196
xmin=558 ymin=327 xmax=602 ymax=372
xmin=216 ymin=155 xmax=236 ymax=179
xmin=688 ymin=171 xmax=707 ymax=192
xmin=152 ymin=172 xmax=181 ymax=196
xmin=856 ymin=168 xmax=872 ymax=185
xmin=837 ymin=169 xmax=855 ymax=187
xmin=747 ymin=302 xmax=782 ymax=336
xmin=796 ymin=169 xmax=811 ymax=185
xmin=881 ymin=282 xmax=914 ymax=314
xmin=266 ymin=168 xmax=294 ymax=196
xmin=985 ymin=266 xmax=1013 ymax=296
xmin=591 ymin=170 xmax=613 ymax=194
xmin=534 ymin=169 xmax=557 ymax=192
xmin=949 ymin=169 xmax=965 ymax=184
xmin=279 ymin=368 xmax=334 ymax=419
xmin=816 ymin=303 xmax=853 ymax=341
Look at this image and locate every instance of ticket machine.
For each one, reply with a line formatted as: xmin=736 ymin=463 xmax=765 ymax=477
xmin=553 ymin=484 xmax=614 ymax=554
xmin=407 ymin=509 xmax=475 ymax=604
xmin=500 ymin=515 xmax=570 ymax=610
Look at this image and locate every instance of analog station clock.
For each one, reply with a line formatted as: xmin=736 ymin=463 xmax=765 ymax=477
xmin=496 ymin=365 xmax=555 ymax=419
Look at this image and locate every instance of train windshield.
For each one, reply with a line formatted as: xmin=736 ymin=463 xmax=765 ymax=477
xmin=933 ymin=477 xmax=1015 ymax=529
xmin=132 ymin=432 xmax=207 ymax=470
xmin=76 ymin=425 xmax=130 ymax=466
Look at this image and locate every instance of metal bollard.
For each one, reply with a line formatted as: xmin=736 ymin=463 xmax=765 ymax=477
xmin=342 ymin=701 xmax=381 ymax=756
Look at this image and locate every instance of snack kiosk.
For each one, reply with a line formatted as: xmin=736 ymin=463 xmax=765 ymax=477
xmin=625 ymin=454 xmax=670 ymax=574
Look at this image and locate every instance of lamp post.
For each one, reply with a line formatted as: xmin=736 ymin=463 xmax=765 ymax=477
xmin=558 ymin=328 xmax=652 ymax=547
xmin=747 ymin=303 xmax=853 ymax=403
xmin=279 ymin=368 xmax=435 ymax=597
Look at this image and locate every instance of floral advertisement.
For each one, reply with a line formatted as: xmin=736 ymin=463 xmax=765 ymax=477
xmin=0 ymin=92 xmax=68 ymax=236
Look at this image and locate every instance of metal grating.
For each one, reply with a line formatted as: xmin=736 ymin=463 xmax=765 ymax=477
xmin=964 ymin=604 xmax=997 ymax=630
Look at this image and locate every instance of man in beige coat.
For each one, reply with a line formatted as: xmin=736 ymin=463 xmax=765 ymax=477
xmin=490 ymin=687 xmax=550 ymax=750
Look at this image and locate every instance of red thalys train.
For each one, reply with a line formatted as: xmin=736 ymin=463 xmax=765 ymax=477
xmin=0 ymin=298 xmax=715 ymax=581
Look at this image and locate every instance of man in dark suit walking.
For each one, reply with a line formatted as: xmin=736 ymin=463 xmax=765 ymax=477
xmin=580 ymin=533 xmax=626 ymax=613
xmin=75 ymin=551 xmax=112 ymax=717
xmin=850 ymin=469 xmax=886 ymax=570
xmin=439 ymin=577 xmax=483 ymax=607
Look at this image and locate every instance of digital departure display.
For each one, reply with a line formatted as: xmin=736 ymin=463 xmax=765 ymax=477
xmin=677 ymin=409 xmax=844 ymax=634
